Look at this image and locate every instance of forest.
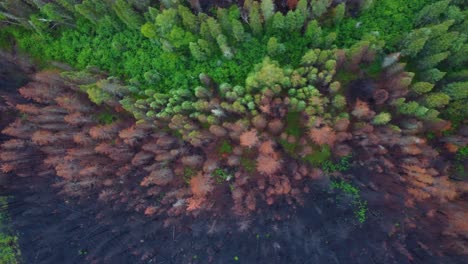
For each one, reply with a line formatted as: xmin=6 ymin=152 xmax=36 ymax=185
xmin=0 ymin=0 xmax=466 ymax=263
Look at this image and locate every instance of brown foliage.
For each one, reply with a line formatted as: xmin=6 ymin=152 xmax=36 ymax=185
xmin=309 ymin=126 xmax=336 ymax=146
xmin=118 ymin=125 xmax=149 ymax=146
xmin=64 ymin=112 xmax=93 ymax=125
xmin=73 ymin=132 xmax=94 ymax=145
xmin=239 ymin=129 xmax=259 ymax=148
xmin=1 ymin=139 xmax=27 ymax=150
xmin=2 ymin=120 xmax=36 ymax=139
xmin=181 ymin=155 xmax=204 ymax=167
xmin=131 ymin=151 xmax=154 ymax=166
xmin=209 ymin=125 xmax=227 ymax=137
xmin=259 ymin=140 xmax=275 ymax=155
xmin=190 ymin=173 xmax=214 ymax=197
xmin=55 ymin=94 xmax=92 ymax=113
xmin=15 ymin=104 xmax=40 ymax=114
xmin=141 ymin=167 xmax=174 ymax=186
xmin=19 ymin=82 xmax=62 ymax=104
xmin=267 ymin=119 xmax=284 ymax=135
xmin=257 ymin=154 xmax=281 ymax=175
xmin=252 ymin=115 xmax=267 ymax=130
xmin=351 ymin=99 xmax=374 ymax=119
xmin=287 ymin=0 xmax=298 ymax=9
xmin=31 ymin=130 xmax=55 ymax=145
xmin=89 ymin=123 xmax=121 ymax=140
xmin=373 ymin=89 xmax=389 ymax=105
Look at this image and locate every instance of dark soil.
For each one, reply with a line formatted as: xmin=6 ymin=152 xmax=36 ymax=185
xmin=0 ymin=168 xmax=466 ymax=264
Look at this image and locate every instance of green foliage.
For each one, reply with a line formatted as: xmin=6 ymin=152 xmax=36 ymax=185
xmin=330 ymin=0 xmax=433 ymax=51
xmin=218 ymin=140 xmax=233 ymax=155
xmin=423 ymin=92 xmax=451 ymax=108
xmin=411 ymin=82 xmax=434 ymax=94
xmin=0 ymin=197 xmax=21 ymax=264
xmin=211 ymin=168 xmax=232 ymax=183
xmin=97 ymin=112 xmax=117 ymax=125
xmin=240 ymin=156 xmax=256 ymax=173
xmin=285 ymin=112 xmax=302 ymax=138
xmin=183 ymin=167 xmax=196 ymax=184
xmin=303 ymin=145 xmax=331 ymax=166
xmin=322 ymin=155 xmax=352 ymax=173
xmin=330 ymin=180 xmax=368 ymax=223
xmin=372 ymin=112 xmax=392 ymax=125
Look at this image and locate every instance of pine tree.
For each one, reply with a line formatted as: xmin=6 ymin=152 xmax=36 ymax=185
xmin=261 ymin=0 xmax=275 ymax=24
xmin=141 ymin=22 xmax=157 ymax=39
xmin=190 ymin=42 xmax=207 ymax=61
xmin=231 ymin=18 xmax=245 ymax=42
xmin=270 ymin=12 xmax=285 ymax=34
xmin=249 ymin=1 xmax=263 ymax=36
xmin=372 ymin=112 xmax=391 ymax=125
xmin=443 ymin=82 xmax=468 ymax=100
xmin=414 ymin=0 xmax=451 ymax=27
xmin=74 ymin=0 xmax=103 ymax=24
xmin=311 ymin=0 xmax=331 ymax=18
xmin=417 ymin=51 xmax=450 ymax=70
xmin=401 ymin=28 xmax=431 ymax=57
xmin=411 ymin=82 xmax=434 ymax=95
xmin=333 ymin=3 xmax=345 ymax=24
xmin=267 ymin=37 xmax=284 ymax=56
xmin=178 ymin=5 xmax=199 ymax=34
xmin=424 ymin=92 xmax=451 ymax=108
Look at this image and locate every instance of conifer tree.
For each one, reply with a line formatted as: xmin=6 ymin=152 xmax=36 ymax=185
xmin=249 ymin=1 xmax=263 ymax=36
xmin=261 ymin=0 xmax=275 ymax=24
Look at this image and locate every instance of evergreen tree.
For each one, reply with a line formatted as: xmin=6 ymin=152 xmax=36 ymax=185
xmin=249 ymin=1 xmax=263 ymax=36
xmin=267 ymin=37 xmax=284 ymax=56
xmin=189 ymin=42 xmax=207 ymax=61
xmin=414 ymin=0 xmax=451 ymax=27
xmin=443 ymin=82 xmax=468 ymax=100
xmin=270 ymin=12 xmax=285 ymax=34
xmin=417 ymin=51 xmax=450 ymax=70
xmin=231 ymin=18 xmax=245 ymax=42
xmin=401 ymin=28 xmax=431 ymax=57
xmin=261 ymin=0 xmax=275 ymax=24
xmin=333 ymin=3 xmax=345 ymax=24
xmin=411 ymin=82 xmax=434 ymax=95
xmin=311 ymin=0 xmax=331 ymax=18
xmin=74 ymin=0 xmax=102 ymax=24
xmin=112 ymin=0 xmax=144 ymax=29
xmin=179 ymin=5 xmax=199 ymax=34
xmin=423 ymin=92 xmax=451 ymax=108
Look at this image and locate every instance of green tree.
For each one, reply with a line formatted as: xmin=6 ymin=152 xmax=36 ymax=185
xmin=267 ymin=37 xmax=284 ymax=56
xmin=178 ymin=5 xmax=199 ymax=34
xmin=189 ymin=42 xmax=207 ymax=61
xmin=414 ymin=0 xmax=451 ymax=26
xmin=112 ymin=0 xmax=144 ymax=29
xmin=372 ymin=112 xmax=391 ymax=125
xmin=311 ymin=0 xmax=331 ymax=18
xmin=231 ymin=18 xmax=245 ymax=41
xmin=443 ymin=82 xmax=468 ymax=100
xmin=333 ymin=3 xmax=345 ymax=24
xmin=249 ymin=1 xmax=263 ymax=36
xmin=411 ymin=82 xmax=434 ymax=95
xmin=261 ymin=0 xmax=275 ymax=24
xmin=141 ymin=22 xmax=157 ymax=39
xmin=424 ymin=92 xmax=451 ymax=108
xmin=417 ymin=51 xmax=450 ymax=70
xmin=401 ymin=28 xmax=431 ymax=57
xmin=270 ymin=12 xmax=285 ymax=34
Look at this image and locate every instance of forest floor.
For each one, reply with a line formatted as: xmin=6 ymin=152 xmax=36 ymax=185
xmin=1 ymin=167 xmax=466 ymax=264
